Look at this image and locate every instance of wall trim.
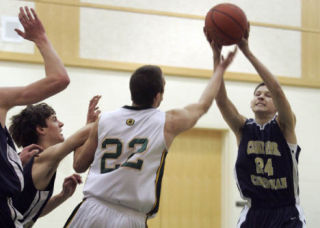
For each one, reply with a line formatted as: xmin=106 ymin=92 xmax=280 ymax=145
xmin=1 ymin=51 xmax=320 ymax=88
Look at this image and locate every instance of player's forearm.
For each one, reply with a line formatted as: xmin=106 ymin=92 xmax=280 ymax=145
xmin=73 ymin=124 xmax=97 ymax=173
xmin=73 ymin=144 xmax=94 ymax=173
xmin=55 ymin=124 xmax=92 ymax=162
xmin=216 ymin=79 xmax=228 ymax=104
xmin=40 ymin=192 xmax=68 ymax=217
xmin=242 ymin=49 xmax=282 ymax=95
xmin=198 ymin=66 xmax=224 ymax=113
xmin=35 ymin=34 xmax=69 ymax=88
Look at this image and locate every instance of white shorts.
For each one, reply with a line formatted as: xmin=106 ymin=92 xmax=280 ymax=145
xmin=65 ymin=197 xmax=147 ymax=228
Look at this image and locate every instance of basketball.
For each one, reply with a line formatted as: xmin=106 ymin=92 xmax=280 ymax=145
xmin=205 ymin=3 xmax=248 ymax=46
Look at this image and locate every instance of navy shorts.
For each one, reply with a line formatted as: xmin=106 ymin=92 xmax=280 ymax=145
xmin=237 ymin=205 xmax=306 ymax=228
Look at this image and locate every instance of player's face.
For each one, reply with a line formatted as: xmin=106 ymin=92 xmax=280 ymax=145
xmin=43 ymin=114 xmax=65 ymax=145
xmin=250 ymin=85 xmax=277 ymax=115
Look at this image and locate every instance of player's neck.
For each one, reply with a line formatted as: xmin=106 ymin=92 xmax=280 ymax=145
xmin=254 ymin=112 xmax=275 ymax=125
xmin=37 ymin=139 xmax=54 ymax=150
xmin=131 ymin=103 xmax=158 ymax=108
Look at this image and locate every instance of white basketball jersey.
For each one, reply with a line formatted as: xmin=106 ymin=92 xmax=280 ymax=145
xmin=83 ymin=106 xmax=168 ymax=216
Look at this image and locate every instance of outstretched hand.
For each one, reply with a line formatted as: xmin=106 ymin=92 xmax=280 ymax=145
xmin=19 ymin=144 xmax=43 ymax=167
xmin=61 ymin=174 xmax=82 ymax=199
xmin=86 ymin=95 xmax=101 ymax=124
xmin=15 ymin=7 xmax=46 ymax=42
xmin=217 ymin=47 xmax=237 ymax=70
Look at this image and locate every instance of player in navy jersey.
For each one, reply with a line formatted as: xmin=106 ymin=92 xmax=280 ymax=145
xmin=64 ymin=44 xmax=236 ymax=227
xmin=9 ymin=96 xmax=100 ymax=227
xmin=0 ymin=6 xmax=70 ymax=228
xmin=204 ymin=26 xmax=306 ymax=227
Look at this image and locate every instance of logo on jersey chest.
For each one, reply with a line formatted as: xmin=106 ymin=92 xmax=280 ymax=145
xmin=126 ymin=118 xmax=135 ymax=126
xmin=247 ymin=140 xmax=281 ymax=156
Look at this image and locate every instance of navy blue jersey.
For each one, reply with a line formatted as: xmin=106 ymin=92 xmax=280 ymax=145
xmin=0 ymin=126 xmax=24 ymax=227
xmin=0 ymin=126 xmax=24 ymax=197
xmin=235 ymin=117 xmax=300 ymax=209
xmin=13 ymin=157 xmax=56 ymax=225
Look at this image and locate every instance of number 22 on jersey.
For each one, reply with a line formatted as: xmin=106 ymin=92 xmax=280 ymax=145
xmin=100 ymin=138 xmax=148 ymax=173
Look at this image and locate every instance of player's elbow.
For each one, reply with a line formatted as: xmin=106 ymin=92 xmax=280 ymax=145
xmin=73 ymin=159 xmax=87 ymax=173
xmin=73 ymin=164 xmax=86 ymax=173
xmin=55 ymin=73 xmax=70 ymax=91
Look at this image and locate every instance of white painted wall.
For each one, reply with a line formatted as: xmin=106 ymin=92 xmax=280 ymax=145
xmin=80 ymin=2 xmax=301 ymax=77
xmin=1 ymin=0 xmax=319 ymax=227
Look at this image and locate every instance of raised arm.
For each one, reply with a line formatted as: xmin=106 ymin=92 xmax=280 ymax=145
xmin=31 ymin=124 xmax=92 ymax=190
xmin=205 ymin=30 xmax=246 ymax=144
xmin=73 ymin=118 xmax=99 ymax=173
xmin=216 ymin=79 xmax=246 ymax=144
xmin=238 ymin=37 xmax=296 ymax=143
xmin=0 ymin=7 xmax=69 ymax=126
xmin=164 ymin=46 xmax=236 ymax=148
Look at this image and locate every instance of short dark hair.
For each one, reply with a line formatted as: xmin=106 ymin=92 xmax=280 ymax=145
xmin=9 ymin=103 xmax=55 ymax=147
xmin=130 ymin=65 xmax=164 ymax=107
xmin=253 ymin=82 xmax=266 ymax=95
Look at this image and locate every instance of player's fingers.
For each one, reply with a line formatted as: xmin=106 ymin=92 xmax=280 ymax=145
xmin=26 ymin=144 xmax=43 ymax=152
xmin=73 ymin=174 xmax=82 ymax=183
xmin=18 ymin=12 xmax=27 ymax=26
xmin=30 ymin=8 xmax=38 ymax=21
xmin=225 ymin=48 xmax=237 ymax=64
xmin=67 ymin=175 xmax=79 ymax=183
xmin=25 ymin=7 xmax=34 ymax=22
xmin=22 ymin=7 xmax=32 ymax=25
xmin=89 ymin=96 xmax=99 ymax=110
xmin=90 ymin=95 xmax=101 ymax=103
xmin=93 ymin=96 xmax=101 ymax=105
xmin=19 ymin=7 xmax=25 ymax=17
xmin=30 ymin=149 xmax=41 ymax=157
xmin=14 ymin=29 xmax=25 ymax=38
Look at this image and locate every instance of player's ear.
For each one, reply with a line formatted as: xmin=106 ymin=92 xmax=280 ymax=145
xmin=153 ymin=92 xmax=161 ymax=105
xmin=36 ymin=125 xmax=45 ymax=135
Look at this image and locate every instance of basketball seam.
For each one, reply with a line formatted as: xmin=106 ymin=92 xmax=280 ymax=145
xmin=211 ymin=13 xmax=238 ymax=42
xmin=212 ymin=8 xmax=246 ymax=39
xmin=214 ymin=9 xmax=246 ymax=31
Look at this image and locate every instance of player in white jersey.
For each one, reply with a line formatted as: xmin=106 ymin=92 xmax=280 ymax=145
xmin=0 ymin=7 xmax=69 ymax=228
xmin=64 ymin=42 xmax=237 ymax=227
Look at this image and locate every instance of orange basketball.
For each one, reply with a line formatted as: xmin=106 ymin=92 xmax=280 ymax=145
xmin=205 ymin=3 xmax=248 ymax=46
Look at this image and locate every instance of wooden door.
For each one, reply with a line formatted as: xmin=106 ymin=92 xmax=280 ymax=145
xmin=148 ymin=128 xmax=223 ymax=228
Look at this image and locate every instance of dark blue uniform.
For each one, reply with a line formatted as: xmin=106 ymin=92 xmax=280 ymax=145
xmin=0 ymin=126 xmax=24 ymax=228
xmin=13 ymin=156 xmax=55 ymax=226
xmin=235 ymin=117 xmax=306 ymax=228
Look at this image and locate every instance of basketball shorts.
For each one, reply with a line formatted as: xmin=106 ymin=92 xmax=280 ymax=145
xmin=64 ymin=197 xmax=147 ymax=228
xmin=237 ymin=204 xmax=306 ymax=228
